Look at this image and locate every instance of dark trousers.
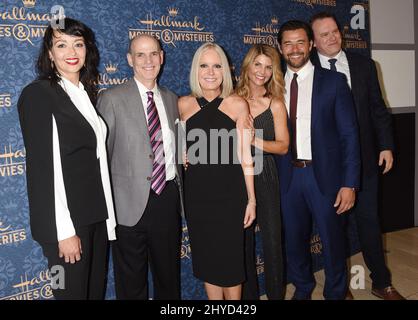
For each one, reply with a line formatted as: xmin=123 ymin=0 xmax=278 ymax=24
xmin=243 ymin=204 xmax=284 ymax=300
xmin=352 ymin=173 xmax=391 ymax=289
xmin=112 ymin=180 xmax=181 ymax=300
xmin=257 ymin=194 xmax=284 ymax=300
xmin=281 ymin=166 xmax=347 ymax=300
xmin=41 ymin=221 xmax=108 ymax=300
xmin=242 ymin=225 xmax=258 ymax=300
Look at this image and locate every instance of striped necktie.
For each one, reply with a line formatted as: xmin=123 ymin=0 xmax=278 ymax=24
xmin=146 ymin=91 xmax=166 ymax=195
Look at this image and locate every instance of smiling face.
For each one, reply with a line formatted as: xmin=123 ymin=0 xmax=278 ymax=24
xmin=197 ymin=48 xmax=223 ymax=95
xmin=48 ymin=31 xmax=86 ymax=83
xmin=248 ymin=54 xmax=273 ymax=87
xmin=312 ymin=17 xmax=342 ymax=58
xmin=127 ymin=35 xmax=163 ymax=89
xmin=279 ymin=28 xmax=313 ymax=72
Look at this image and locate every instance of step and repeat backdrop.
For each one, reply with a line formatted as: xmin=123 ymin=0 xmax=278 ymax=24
xmin=0 ymin=0 xmax=369 ymax=300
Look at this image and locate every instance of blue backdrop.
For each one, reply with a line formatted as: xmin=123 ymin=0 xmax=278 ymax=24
xmin=0 ymin=0 xmax=369 ymax=300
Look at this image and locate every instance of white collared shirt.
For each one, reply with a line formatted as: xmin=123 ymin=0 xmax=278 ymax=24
xmin=284 ymin=60 xmax=315 ymax=160
xmin=134 ymin=78 xmax=176 ymax=181
xmin=318 ymin=50 xmax=352 ymax=88
xmin=53 ymin=77 xmax=117 ymax=241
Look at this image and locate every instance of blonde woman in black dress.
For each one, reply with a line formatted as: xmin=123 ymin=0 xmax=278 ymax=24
xmin=236 ymin=44 xmax=289 ymax=300
xmin=179 ymin=43 xmax=256 ymax=300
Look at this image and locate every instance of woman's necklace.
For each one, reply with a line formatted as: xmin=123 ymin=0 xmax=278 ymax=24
xmin=248 ymin=91 xmax=266 ymax=101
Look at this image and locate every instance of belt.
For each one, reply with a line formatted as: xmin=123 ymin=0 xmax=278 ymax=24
xmin=292 ymin=160 xmax=312 ymax=168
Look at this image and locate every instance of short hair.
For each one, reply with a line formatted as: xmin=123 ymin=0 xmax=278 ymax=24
xmin=310 ymin=11 xmax=342 ymax=34
xmin=235 ymin=44 xmax=285 ymax=105
xmin=128 ymin=34 xmax=162 ymax=54
xmin=37 ymin=17 xmax=100 ymax=104
xmin=189 ymin=42 xmax=233 ymax=98
xmin=277 ymin=20 xmax=313 ymax=45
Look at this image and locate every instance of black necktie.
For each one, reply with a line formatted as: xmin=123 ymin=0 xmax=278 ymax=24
xmin=328 ymin=58 xmax=337 ymax=71
xmin=290 ymin=73 xmax=298 ymax=160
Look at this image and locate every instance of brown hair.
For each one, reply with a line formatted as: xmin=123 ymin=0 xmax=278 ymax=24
xmin=235 ymin=44 xmax=285 ymax=103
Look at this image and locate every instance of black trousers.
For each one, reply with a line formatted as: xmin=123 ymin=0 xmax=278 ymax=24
xmin=41 ymin=221 xmax=108 ymax=300
xmin=351 ymin=173 xmax=391 ymax=289
xmin=243 ymin=157 xmax=285 ymax=300
xmin=112 ymin=180 xmax=181 ymax=300
xmin=242 ymin=225 xmax=259 ymax=300
xmin=242 ymin=206 xmax=285 ymax=300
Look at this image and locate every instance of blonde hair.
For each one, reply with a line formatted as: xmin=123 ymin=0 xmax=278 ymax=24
xmin=189 ymin=42 xmax=233 ymax=98
xmin=236 ymin=44 xmax=285 ymax=104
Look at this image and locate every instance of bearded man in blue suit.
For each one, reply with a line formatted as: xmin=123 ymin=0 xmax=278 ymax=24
xmin=276 ymin=20 xmax=360 ymax=300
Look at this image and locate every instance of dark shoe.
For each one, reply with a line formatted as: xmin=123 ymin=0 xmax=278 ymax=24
xmin=371 ymin=286 xmax=406 ymax=300
xmin=345 ymin=290 xmax=354 ymax=300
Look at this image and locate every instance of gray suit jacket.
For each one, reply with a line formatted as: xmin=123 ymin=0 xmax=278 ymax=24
xmin=97 ymin=78 xmax=184 ymax=227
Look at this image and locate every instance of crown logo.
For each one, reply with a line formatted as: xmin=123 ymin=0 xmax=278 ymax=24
xmin=271 ymin=16 xmax=278 ymax=25
xmin=168 ymin=7 xmax=179 ymax=17
xmin=22 ymin=0 xmax=36 ymax=8
xmin=104 ymin=62 xmax=118 ymax=73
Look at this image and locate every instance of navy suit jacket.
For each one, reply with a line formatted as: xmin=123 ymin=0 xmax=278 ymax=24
xmin=311 ymin=50 xmax=394 ymax=178
xmin=276 ymin=66 xmax=361 ymax=197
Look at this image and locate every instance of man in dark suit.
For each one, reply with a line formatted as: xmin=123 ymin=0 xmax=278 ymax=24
xmin=310 ymin=12 xmax=405 ymax=300
xmin=97 ymin=35 xmax=183 ymax=300
xmin=276 ymin=20 xmax=360 ymax=300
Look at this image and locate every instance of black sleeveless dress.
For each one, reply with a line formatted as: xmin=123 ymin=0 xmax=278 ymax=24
xmin=252 ymin=106 xmax=284 ymax=299
xmin=184 ymin=97 xmax=247 ymax=287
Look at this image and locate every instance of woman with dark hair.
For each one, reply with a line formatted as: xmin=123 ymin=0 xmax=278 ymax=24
xmin=18 ymin=17 xmax=116 ymax=300
xmin=236 ymin=44 xmax=289 ymax=300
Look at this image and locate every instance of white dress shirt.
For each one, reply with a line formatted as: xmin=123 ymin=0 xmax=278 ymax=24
xmin=318 ymin=50 xmax=352 ymax=88
xmin=134 ymin=78 xmax=176 ymax=181
xmin=284 ymin=60 xmax=315 ymax=160
xmin=53 ymin=77 xmax=117 ymax=241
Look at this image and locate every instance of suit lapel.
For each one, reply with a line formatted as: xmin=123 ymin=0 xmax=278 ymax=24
xmin=159 ymin=87 xmax=176 ymax=135
xmin=311 ymin=67 xmax=322 ymax=128
xmin=345 ymin=51 xmax=361 ymax=116
xmin=54 ymin=84 xmax=96 ymax=136
xmin=160 ymin=87 xmax=181 ymax=167
xmin=126 ymin=78 xmax=149 ymax=137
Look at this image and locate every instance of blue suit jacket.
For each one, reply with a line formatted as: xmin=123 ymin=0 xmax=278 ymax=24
xmin=276 ymin=66 xmax=361 ymax=197
xmin=311 ymin=50 xmax=394 ymax=178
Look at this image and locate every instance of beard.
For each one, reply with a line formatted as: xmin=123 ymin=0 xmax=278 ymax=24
xmin=284 ymin=52 xmax=310 ymax=70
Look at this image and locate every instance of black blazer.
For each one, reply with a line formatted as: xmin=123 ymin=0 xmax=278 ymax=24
xmin=311 ymin=50 xmax=394 ymax=178
xmin=18 ymin=80 xmax=108 ymax=244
